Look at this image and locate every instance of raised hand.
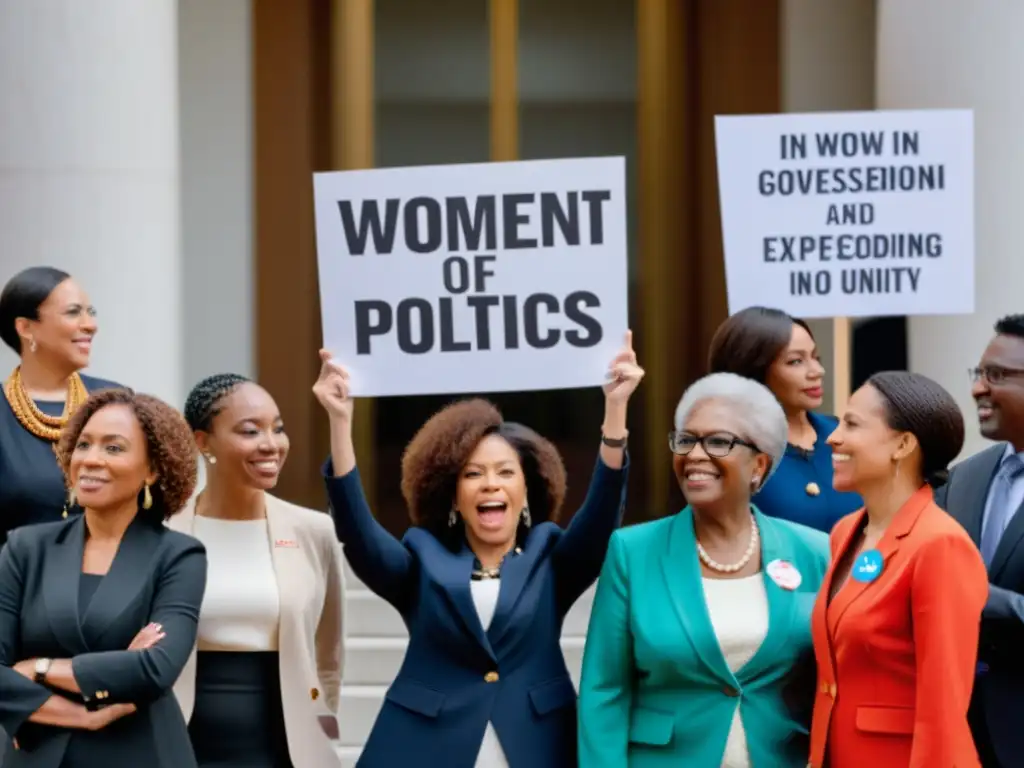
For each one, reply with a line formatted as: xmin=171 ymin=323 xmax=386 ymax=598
xmin=127 ymin=623 xmax=164 ymax=651
xmin=313 ymin=349 xmax=355 ymax=422
xmin=603 ymin=330 xmax=644 ymax=404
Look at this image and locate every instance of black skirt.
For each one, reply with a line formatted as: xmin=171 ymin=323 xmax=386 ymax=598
xmin=188 ymin=651 xmax=293 ymax=768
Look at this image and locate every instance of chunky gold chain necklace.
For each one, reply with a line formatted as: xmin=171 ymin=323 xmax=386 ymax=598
xmin=3 ymin=367 xmax=89 ymax=443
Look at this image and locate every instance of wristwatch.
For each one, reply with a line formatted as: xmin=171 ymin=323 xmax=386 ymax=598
xmin=34 ymin=657 xmax=52 ymax=684
xmin=601 ymin=432 xmax=628 ymax=448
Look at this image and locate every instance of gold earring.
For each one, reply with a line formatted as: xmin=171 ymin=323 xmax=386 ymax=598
xmin=143 ymin=484 xmax=153 ymax=510
xmin=62 ymin=489 xmax=75 ymax=519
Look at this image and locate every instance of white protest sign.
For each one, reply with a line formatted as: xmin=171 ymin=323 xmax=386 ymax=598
xmin=715 ymin=109 xmax=974 ymax=319
xmin=312 ymin=157 xmax=628 ymax=398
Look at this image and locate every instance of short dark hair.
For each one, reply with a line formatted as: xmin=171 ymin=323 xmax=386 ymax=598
xmin=867 ymin=371 xmax=965 ymax=488
xmin=56 ymin=388 xmax=199 ymax=521
xmin=400 ymin=399 xmax=568 ymax=549
xmin=184 ymin=373 xmax=251 ymax=432
xmin=0 ymin=267 xmax=72 ymax=353
xmin=708 ymin=306 xmax=813 ymax=384
xmin=994 ymin=314 xmax=1024 ymax=339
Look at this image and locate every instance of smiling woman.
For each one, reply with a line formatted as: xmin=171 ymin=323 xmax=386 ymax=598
xmin=708 ymin=306 xmax=861 ymax=533
xmin=314 ymin=332 xmax=642 ymax=767
xmin=0 ymin=387 xmax=206 ymax=767
xmin=400 ymin=401 xmax=566 ymax=569
xmin=579 ymin=372 xmax=830 ymax=768
xmin=0 ymin=266 xmax=122 ymax=548
xmin=171 ymin=374 xmax=345 ymax=768
xmin=809 ymin=372 xmax=986 ymax=768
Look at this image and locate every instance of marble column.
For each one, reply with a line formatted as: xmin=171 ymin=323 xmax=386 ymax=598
xmin=0 ymin=0 xmax=183 ymax=406
xmin=878 ymin=0 xmax=1024 ymax=459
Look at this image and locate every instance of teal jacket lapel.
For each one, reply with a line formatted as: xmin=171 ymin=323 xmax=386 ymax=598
xmin=736 ymin=507 xmax=798 ymax=682
xmin=662 ymin=509 xmax=738 ymax=686
xmin=662 ymin=506 xmax=804 ymax=687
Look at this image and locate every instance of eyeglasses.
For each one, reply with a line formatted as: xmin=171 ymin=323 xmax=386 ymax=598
xmin=969 ymin=366 xmax=1024 ymax=385
xmin=668 ymin=432 xmax=759 ymax=457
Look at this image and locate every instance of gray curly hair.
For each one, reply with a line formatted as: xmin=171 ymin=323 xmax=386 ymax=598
xmin=673 ymin=372 xmax=788 ymax=483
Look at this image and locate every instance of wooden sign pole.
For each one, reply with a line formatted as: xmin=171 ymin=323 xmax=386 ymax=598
xmin=832 ymin=317 xmax=852 ymax=416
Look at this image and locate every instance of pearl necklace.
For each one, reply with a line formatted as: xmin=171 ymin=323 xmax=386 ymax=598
xmin=697 ymin=515 xmax=759 ymax=573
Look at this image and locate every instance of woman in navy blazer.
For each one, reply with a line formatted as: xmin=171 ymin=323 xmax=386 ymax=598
xmin=313 ymin=334 xmax=643 ymax=768
xmin=709 ymin=307 xmax=861 ymax=533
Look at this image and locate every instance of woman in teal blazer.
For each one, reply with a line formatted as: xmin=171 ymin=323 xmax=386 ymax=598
xmin=578 ymin=373 xmax=830 ymax=767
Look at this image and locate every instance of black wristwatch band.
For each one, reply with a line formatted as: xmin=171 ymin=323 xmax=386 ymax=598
xmin=601 ymin=433 xmax=628 ymax=448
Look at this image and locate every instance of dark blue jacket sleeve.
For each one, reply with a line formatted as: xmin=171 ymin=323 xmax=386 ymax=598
xmin=932 ymin=464 xmax=1017 ymax=622
xmin=323 ymin=459 xmax=414 ymax=612
xmin=0 ymin=531 xmax=53 ymax=734
xmin=71 ymin=539 xmax=207 ymax=704
xmin=551 ymin=453 xmax=629 ymax=611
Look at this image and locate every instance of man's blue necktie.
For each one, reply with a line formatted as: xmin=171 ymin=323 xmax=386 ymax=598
xmin=980 ymin=454 xmax=1024 ymax=566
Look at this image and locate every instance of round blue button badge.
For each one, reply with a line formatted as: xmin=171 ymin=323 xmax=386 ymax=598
xmin=851 ymin=549 xmax=884 ymax=583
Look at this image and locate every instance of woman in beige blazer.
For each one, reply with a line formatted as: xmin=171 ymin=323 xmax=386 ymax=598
xmin=169 ymin=374 xmax=345 ymax=768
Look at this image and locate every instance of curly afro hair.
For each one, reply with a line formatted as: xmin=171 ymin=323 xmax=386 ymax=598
xmin=401 ymin=398 xmax=568 ymax=547
xmin=56 ymin=388 xmax=199 ymax=521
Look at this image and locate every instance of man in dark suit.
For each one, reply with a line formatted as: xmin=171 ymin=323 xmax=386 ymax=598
xmin=934 ymin=314 xmax=1024 ymax=768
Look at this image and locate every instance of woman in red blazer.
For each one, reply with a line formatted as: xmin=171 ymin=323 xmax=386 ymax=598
xmin=809 ymin=371 xmax=988 ymax=768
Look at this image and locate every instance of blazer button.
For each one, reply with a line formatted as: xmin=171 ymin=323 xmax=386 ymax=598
xmin=721 ymin=685 xmax=739 ymax=697
xmin=484 ymin=671 xmax=499 ymax=683
xmin=311 ymin=687 xmax=320 ymax=700
xmin=830 ymin=683 xmax=837 ymax=697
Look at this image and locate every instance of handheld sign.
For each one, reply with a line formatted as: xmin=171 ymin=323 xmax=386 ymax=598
xmin=313 ymin=157 xmax=629 ymax=398
xmin=714 ymin=109 xmax=974 ymax=320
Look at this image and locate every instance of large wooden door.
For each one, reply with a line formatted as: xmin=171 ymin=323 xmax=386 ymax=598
xmin=254 ymin=0 xmax=782 ymax=529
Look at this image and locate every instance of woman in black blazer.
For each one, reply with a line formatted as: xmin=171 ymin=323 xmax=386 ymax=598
xmin=0 ymin=388 xmax=207 ymax=767
xmin=313 ymin=333 xmax=644 ymax=768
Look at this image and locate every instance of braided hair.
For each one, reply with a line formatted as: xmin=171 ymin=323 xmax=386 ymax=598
xmin=867 ymin=371 xmax=965 ymax=488
xmin=184 ymin=373 xmax=251 ymax=432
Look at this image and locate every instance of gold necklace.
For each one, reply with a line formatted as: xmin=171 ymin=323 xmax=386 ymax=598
xmin=470 ymin=546 xmax=523 ymax=580
xmin=3 ymin=366 xmax=89 ymax=443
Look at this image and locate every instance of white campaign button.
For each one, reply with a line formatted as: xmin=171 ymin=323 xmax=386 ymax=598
xmin=766 ymin=559 xmax=802 ymax=590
